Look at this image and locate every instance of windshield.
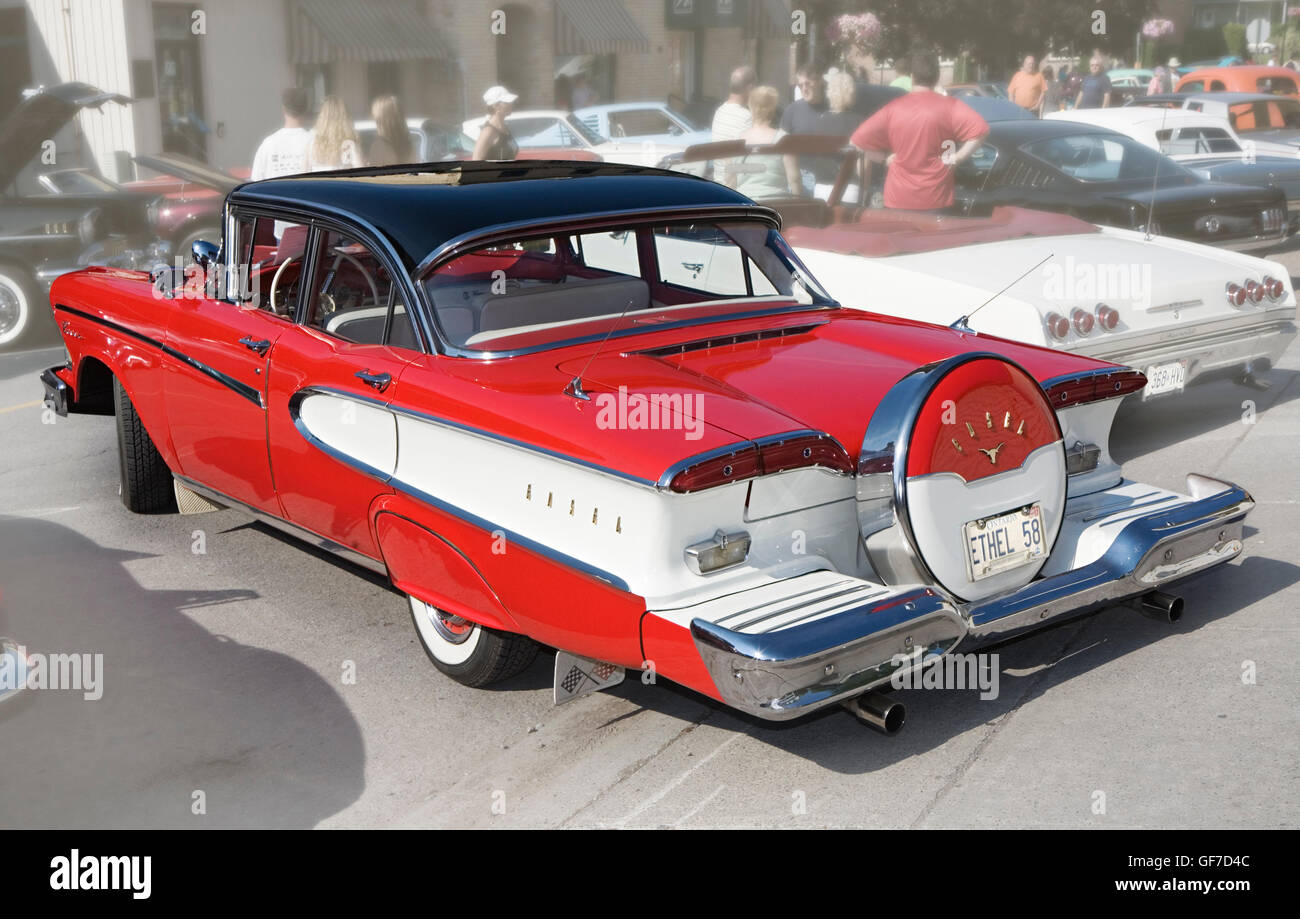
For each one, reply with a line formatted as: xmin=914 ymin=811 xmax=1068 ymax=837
xmin=422 ymin=219 xmax=833 ymax=354
xmin=1022 ymin=132 xmax=1192 ymax=183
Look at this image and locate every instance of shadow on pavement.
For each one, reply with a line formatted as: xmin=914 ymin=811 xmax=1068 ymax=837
xmin=0 ymin=514 xmax=366 ymax=828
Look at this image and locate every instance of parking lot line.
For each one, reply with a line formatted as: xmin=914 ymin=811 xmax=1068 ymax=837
xmin=0 ymin=400 xmax=42 ymax=414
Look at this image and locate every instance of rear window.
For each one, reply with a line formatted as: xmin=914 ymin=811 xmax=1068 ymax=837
xmin=1258 ymin=76 xmax=1297 ymax=95
xmin=421 ymin=220 xmax=831 ymax=353
xmin=1023 ymin=132 xmax=1185 ymax=183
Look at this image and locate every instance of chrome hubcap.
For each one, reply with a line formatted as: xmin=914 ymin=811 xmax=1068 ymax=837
xmin=0 ymin=283 xmax=20 ymax=337
xmin=427 ymin=605 xmax=474 ymax=644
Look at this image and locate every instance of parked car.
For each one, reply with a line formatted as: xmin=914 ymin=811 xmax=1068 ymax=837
xmin=40 ymin=159 xmax=1255 ymax=730
xmin=573 ymin=101 xmax=709 ymax=146
xmin=1108 ymin=67 xmax=1155 ymax=89
xmin=0 ymin=82 xmax=166 ymax=350
xmin=790 ymin=205 xmax=1296 ymax=396
xmin=668 ymin=135 xmax=1297 ymax=396
xmin=462 ymin=110 xmax=606 ymax=158
xmin=131 ymin=152 xmax=240 ymax=257
xmin=947 ymin=82 xmax=1009 ymax=99
xmin=1046 ymin=106 xmax=1300 ymax=220
xmin=1176 ymin=65 xmax=1300 ymax=98
xmin=952 ymin=119 xmax=1289 ymax=252
xmin=1128 ymin=91 xmax=1300 ymax=155
xmin=960 ymin=95 xmax=1038 ymax=122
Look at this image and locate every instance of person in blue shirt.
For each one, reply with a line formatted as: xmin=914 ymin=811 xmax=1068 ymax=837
xmin=1075 ymin=57 xmax=1113 ymax=109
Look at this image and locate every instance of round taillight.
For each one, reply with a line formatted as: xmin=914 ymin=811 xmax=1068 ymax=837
xmin=1045 ymin=311 xmax=1070 ymax=341
xmin=1095 ymin=303 xmax=1120 ymax=331
xmin=1264 ymin=276 xmax=1285 ymax=301
xmin=1246 ymin=279 xmax=1265 ymax=303
xmin=1225 ymin=282 xmax=1247 ymax=308
xmin=1072 ymin=308 xmax=1094 ymax=336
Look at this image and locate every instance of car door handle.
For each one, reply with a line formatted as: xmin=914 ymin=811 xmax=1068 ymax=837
xmin=239 ymin=336 xmax=271 ymax=356
xmin=355 ymin=369 xmax=392 ymax=393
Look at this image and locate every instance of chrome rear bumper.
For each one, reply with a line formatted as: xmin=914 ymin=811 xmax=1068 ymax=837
xmin=690 ymin=473 xmax=1252 ymax=720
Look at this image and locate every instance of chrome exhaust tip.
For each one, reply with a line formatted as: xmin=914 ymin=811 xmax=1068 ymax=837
xmin=843 ymin=690 xmax=906 ymax=735
xmin=1128 ymin=590 xmax=1184 ymax=624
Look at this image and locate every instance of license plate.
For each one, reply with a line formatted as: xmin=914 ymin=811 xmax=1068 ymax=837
xmin=964 ymin=504 xmax=1046 ymax=581
xmin=1143 ymin=360 xmax=1187 ymax=399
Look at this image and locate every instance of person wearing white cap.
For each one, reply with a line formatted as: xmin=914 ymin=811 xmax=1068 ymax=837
xmin=473 ymin=86 xmax=520 ymax=160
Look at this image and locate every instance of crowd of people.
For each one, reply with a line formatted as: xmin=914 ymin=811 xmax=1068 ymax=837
xmin=250 ymin=87 xmax=417 ymax=181
xmin=250 ymin=42 xmax=1288 ymax=218
xmin=705 ymin=51 xmax=989 ymax=213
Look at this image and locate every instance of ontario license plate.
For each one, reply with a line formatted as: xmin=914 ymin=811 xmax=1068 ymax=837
xmin=964 ymin=504 xmax=1046 ymax=581
xmin=1143 ymin=360 xmax=1187 ymax=399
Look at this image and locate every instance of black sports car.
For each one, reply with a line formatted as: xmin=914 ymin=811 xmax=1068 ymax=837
xmin=0 ymin=83 xmax=168 ymax=351
xmin=954 ymin=119 xmax=1289 ymax=252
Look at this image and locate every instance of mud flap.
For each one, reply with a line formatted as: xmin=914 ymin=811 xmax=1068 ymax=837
xmin=173 ymin=480 xmax=225 ymax=515
xmin=553 ymin=651 xmax=624 ymax=705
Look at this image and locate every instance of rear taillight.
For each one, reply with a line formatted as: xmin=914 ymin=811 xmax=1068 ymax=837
xmin=1045 ymin=312 xmax=1070 ymax=341
xmin=1225 ymin=282 xmax=1247 ymax=308
xmin=666 ymin=445 xmax=761 ymax=493
xmin=1095 ymin=303 xmax=1119 ymax=331
xmin=1043 ymin=368 xmax=1148 ymax=408
xmin=665 ymin=432 xmax=851 ymax=493
xmin=1071 ymin=308 xmax=1094 ymax=336
xmin=1246 ymin=279 xmax=1265 ymax=304
xmin=1264 ymin=275 xmax=1285 ymax=301
xmin=758 ymin=432 xmax=854 ymax=476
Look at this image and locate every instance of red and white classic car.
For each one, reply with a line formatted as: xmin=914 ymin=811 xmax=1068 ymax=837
xmin=41 ymin=161 xmax=1254 ymax=731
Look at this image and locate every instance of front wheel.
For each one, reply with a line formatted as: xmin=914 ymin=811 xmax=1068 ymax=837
xmin=408 ymin=596 xmax=538 ymax=687
xmin=114 ymin=377 xmax=177 ymax=514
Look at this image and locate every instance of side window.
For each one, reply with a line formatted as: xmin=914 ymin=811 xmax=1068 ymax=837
xmin=654 ymin=226 xmax=750 ymax=296
xmin=302 ymin=228 xmax=420 ymax=351
xmin=1210 ymin=80 xmax=1226 ymax=91
xmin=955 ymin=143 xmax=998 ymax=187
xmin=1181 ymin=81 xmax=1204 ymax=92
xmin=228 ymin=212 xmax=310 ymax=316
xmin=577 ymin=230 xmax=642 ymax=276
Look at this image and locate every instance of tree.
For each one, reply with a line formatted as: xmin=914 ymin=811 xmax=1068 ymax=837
xmin=864 ymin=0 xmax=1157 ymax=74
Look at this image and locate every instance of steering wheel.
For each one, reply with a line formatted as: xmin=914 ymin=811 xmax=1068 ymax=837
xmin=318 ymin=251 xmax=380 ymax=318
xmin=269 ymin=250 xmax=380 ymax=319
xmin=269 ymin=256 xmax=299 ymax=316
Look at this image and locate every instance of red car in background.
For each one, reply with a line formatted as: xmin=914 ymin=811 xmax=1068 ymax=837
xmin=1176 ymin=65 xmax=1300 ymax=99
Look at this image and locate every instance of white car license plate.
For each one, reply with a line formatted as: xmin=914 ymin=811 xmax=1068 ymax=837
xmin=964 ymin=504 xmax=1046 ymax=581
xmin=1143 ymin=360 xmax=1187 ymax=399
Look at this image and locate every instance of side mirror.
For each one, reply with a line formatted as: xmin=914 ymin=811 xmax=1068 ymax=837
xmin=191 ymin=239 xmax=220 ymax=269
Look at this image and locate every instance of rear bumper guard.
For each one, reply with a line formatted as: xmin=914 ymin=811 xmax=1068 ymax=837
xmin=691 ymin=473 xmax=1252 ymax=720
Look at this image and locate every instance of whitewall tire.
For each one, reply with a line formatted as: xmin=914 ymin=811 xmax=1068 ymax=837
xmin=0 ymin=268 xmax=35 ymax=349
xmin=408 ymin=595 xmax=539 ymax=687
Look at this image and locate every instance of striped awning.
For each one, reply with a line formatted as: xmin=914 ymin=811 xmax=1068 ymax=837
xmin=748 ymin=0 xmax=792 ymax=39
xmin=554 ymin=0 xmax=650 ymax=55
xmin=290 ymin=0 xmax=454 ymax=64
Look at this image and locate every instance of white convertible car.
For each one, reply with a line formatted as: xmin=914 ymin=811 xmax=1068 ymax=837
xmin=786 ymin=206 xmax=1297 ymax=398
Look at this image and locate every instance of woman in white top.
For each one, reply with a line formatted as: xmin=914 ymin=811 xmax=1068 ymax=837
xmin=308 ymin=96 xmax=363 ymax=171
xmin=732 ymin=86 xmax=801 ymax=200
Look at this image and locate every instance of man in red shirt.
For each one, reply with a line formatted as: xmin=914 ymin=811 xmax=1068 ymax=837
xmin=850 ymin=51 xmax=989 ymax=211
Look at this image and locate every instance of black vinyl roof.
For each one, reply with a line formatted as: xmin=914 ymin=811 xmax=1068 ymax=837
xmin=229 ymin=160 xmax=759 ymax=270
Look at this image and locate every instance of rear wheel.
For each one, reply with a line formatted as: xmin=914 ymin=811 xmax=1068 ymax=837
xmin=113 ymin=377 xmax=177 ymax=514
xmin=408 ymin=596 xmax=538 ymax=687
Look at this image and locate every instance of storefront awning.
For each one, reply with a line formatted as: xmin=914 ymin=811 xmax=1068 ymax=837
xmin=290 ymin=0 xmax=453 ymax=64
xmin=554 ymin=0 xmax=650 ymax=55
